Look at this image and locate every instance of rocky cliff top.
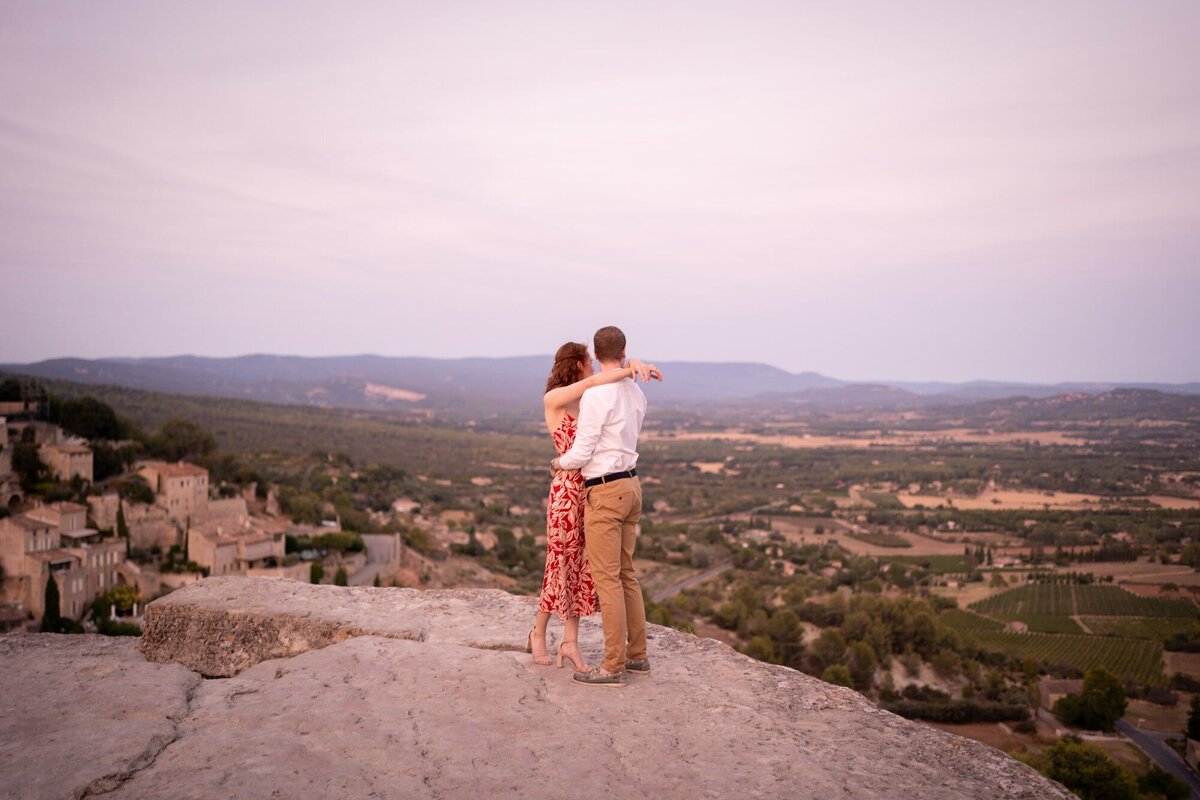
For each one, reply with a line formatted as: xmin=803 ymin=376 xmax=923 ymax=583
xmin=1 ymin=576 xmax=1072 ymax=799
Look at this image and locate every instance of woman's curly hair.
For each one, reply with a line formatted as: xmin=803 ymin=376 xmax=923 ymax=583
xmin=545 ymin=341 xmax=589 ymax=393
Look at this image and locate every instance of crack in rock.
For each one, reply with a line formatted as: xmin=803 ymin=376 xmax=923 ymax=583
xmin=79 ymin=676 xmax=201 ymax=798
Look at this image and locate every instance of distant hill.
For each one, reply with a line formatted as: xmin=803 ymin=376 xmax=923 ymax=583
xmin=0 ymin=355 xmax=844 ymax=415
xmin=2 ymin=354 xmax=1196 ymax=417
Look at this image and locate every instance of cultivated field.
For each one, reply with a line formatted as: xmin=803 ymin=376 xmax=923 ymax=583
xmin=897 ymin=489 xmax=1107 ymax=511
xmin=1082 ymin=617 xmax=1198 ymax=640
xmin=1123 ymin=698 xmax=1191 ymax=735
xmin=826 ymin=527 xmax=969 ymax=557
xmin=1164 ymin=652 xmax=1200 ymax=680
xmin=941 ymin=609 xmax=1166 ymax=685
xmin=971 ymin=584 xmax=1199 ymax=618
xmin=645 ymin=428 xmax=1092 ymax=449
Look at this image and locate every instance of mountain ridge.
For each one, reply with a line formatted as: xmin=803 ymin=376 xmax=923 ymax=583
xmin=3 ymin=354 xmax=1197 ymax=416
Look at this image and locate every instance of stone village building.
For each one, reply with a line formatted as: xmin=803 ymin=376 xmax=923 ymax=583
xmin=138 ymin=461 xmax=209 ymax=522
xmin=1 ymin=406 xmax=94 ymax=497
xmin=0 ymin=414 xmax=20 ymax=509
xmin=39 ymin=443 xmax=94 ymax=484
xmin=187 ymin=517 xmax=286 ymax=577
xmin=0 ymin=502 xmax=125 ymax=623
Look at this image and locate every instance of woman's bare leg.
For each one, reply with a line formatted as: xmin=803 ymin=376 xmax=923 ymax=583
xmin=529 ymin=610 xmax=552 ymax=665
xmin=559 ymin=615 xmax=589 ymax=672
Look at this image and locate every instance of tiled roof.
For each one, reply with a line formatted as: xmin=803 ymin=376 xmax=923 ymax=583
xmin=43 ymin=445 xmax=92 ymax=455
xmin=156 ymin=463 xmax=208 ymax=478
xmin=60 ymin=528 xmax=102 ymax=540
xmin=3 ymin=514 xmax=54 ymax=533
xmin=28 ymin=549 xmax=79 ymax=564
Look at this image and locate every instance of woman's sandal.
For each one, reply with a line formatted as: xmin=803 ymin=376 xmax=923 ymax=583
xmin=556 ymin=640 xmax=588 ymax=672
xmin=526 ymin=628 xmax=552 ymax=666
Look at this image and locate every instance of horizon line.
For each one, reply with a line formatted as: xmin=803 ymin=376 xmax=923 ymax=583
xmin=1 ymin=353 xmax=1196 ymax=388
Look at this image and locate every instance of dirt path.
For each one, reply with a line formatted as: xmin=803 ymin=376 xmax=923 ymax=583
xmin=847 ymin=485 xmax=874 ymax=508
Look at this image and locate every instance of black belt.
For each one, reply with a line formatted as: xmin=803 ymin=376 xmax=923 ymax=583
xmin=584 ymin=468 xmax=637 ymax=488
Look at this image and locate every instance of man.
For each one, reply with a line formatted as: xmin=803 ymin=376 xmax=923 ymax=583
xmin=551 ymin=325 xmax=654 ymax=687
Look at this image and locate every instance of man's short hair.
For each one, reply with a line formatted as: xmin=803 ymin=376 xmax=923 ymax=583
xmin=593 ymin=326 xmax=626 ymax=362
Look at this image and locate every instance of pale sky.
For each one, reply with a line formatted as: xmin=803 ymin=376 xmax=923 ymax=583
xmin=2 ymin=1 xmax=1198 ymax=382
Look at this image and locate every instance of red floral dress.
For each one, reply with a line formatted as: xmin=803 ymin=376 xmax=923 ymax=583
xmin=539 ymin=414 xmax=598 ymax=619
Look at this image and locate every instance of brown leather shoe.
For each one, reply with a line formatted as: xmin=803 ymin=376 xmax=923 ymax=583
xmin=573 ymin=666 xmax=627 ymax=687
xmin=625 ymin=658 xmax=651 ymax=673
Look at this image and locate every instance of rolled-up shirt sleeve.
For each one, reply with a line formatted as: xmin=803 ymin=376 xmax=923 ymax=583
xmin=557 ymin=389 xmax=607 ymax=470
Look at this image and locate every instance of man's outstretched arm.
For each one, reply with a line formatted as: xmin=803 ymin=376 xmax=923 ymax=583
xmin=553 ymin=390 xmax=608 ymax=471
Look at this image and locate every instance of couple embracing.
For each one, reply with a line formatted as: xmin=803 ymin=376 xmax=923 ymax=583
xmin=526 ymin=325 xmax=662 ymax=687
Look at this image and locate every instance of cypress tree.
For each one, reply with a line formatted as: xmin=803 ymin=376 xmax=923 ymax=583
xmin=40 ymin=574 xmax=61 ymax=632
xmin=1188 ymin=696 xmax=1200 ymax=741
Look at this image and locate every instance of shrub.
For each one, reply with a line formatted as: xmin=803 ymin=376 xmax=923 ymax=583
xmin=402 ymin=527 xmax=431 ymax=553
xmin=97 ymin=618 xmax=142 ymax=636
xmin=1170 ymin=672 xmax=1200 ymax=692
xmin=821 ymin=665 xmax=854 ymax=688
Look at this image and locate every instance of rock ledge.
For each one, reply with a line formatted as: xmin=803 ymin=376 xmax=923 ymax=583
xmin=0 ymin=576 xmax=1072 ymax=799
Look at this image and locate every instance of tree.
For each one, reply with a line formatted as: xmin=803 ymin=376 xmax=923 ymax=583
xmin=494 ymin=527 xmax=518 ymax=566
xmin=118 ymin=476 xmax=156 ymax=505
xmin=92 ymin=443 xmax=128 ymax=482
xmin=59 ymin=397 xmax=122 ymax=441
xmin=40 ymin=574 xmax=61 ymax=632
xmin=1032 ymin=736 xmax=1138 ymax=800
xmin=809 ymin=629 xmax=847 ymax=673
xmin=742 ymin=635 xmax=776 ymax=663
xmin=334 ymin=567 xmax=348 ymax=586
xmin=1138 ymin=767 xmax=1190 ymax=800
xmin=373 ymin=573 xmax=381 ymax=587
xmin=764 ymin=608 xmax=804 ymax=668
xmin=846 ymin=640 xmax=878 ymax=691
xmin=12 ymin=443 xmax=49 ymax=493
xmin=116 ymin=502 xmax=129 ymax=538
xmin=820 ymin=664 xmax=854 ymax=688
xmin=310 ymin=562 xmax=324 ymax=584
xmin=1187 ymin=695 xmax=1200 ymax=741
xmin=148 ymin=419 xmax=216 ymax=462
xmin=1054 ymin=667 xmax=1127 ymax=732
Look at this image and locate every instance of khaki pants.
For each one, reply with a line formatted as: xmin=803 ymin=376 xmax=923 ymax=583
xmin=583 ymin=476 xmax=646 ymax=674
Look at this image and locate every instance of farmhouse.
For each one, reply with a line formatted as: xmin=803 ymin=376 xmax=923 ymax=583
xmin=1039 ymin=679 xmax=1083 ymax=711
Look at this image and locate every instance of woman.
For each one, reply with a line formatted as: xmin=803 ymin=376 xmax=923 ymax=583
xmin=528 ymin=341 xmax=660 ymax=671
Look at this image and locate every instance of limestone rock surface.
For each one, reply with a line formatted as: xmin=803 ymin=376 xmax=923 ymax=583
xmin=138 ymin=577 xmax=527 ymax=677
xmin=0 ymin=634 xmax=200 ymax=800
xmin=5 ymin=577 xmax=1076 ymax=799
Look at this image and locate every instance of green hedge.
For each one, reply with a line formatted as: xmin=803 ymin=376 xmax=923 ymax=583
xmin=883 ymin=699 xmax=1030 ymax=723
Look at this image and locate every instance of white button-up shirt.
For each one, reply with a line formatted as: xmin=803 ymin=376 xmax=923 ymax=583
xmin=557 ymin=376 xmax=647 ymax=480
